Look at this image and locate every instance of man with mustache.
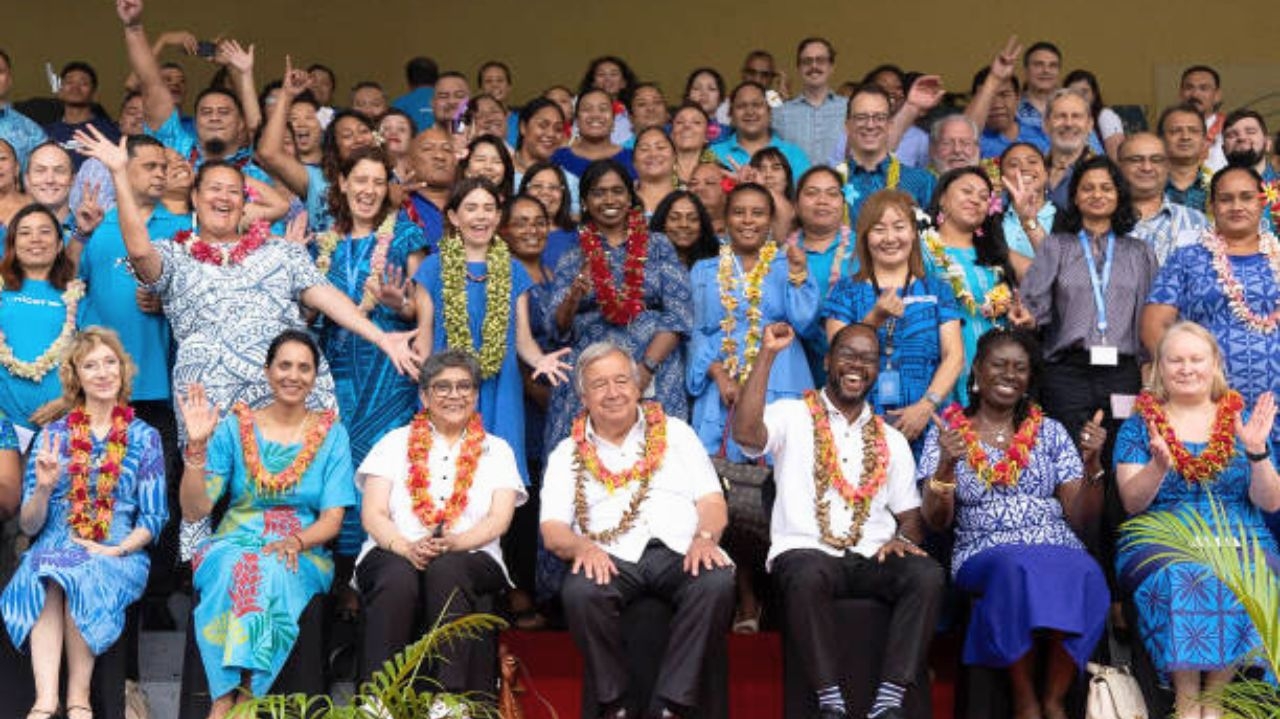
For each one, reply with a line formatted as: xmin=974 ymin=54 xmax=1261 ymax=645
xmin=1178 ymin=65 xmax=1227 ymax=171
xmin=1223 ymin=109 xmax=1278 ymax=233
xmin=928 ymin=115 xmax=981 ymax=175
xmin=1044 ymin=89 xmax=1094 ymax=209
xmin=1158 ymin=103 xmax=1211 ymax=213
xmin=1118 ymin=131 xmax=1208 ymax=265
xmin=773 ymin=37 xmax=846 ymax=167
xmin=734 ymin=322 xmax=943 ymax=719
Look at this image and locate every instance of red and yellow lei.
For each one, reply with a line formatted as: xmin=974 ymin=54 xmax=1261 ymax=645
xmin=406 ymin=411 xmax=486 ymax=530
xmin=571 ymin=402 xmax=668 ymax=543
xmin=233 ymin=403 xmax=337 ymax=496
xmin=1135 ymin=390 xmax=1242 ymax=483
xmin=804 ymin=390 xmax=890 ymax=549
xmin=579 ymin=209 xmax=649 ymax=325
xmin=66 ymin=405 xmax=133 ymax=541
xmin=173 ymin=220 xmax=270 ymax=267
xmin=941 ymin=402 xmax=1043 ymax=489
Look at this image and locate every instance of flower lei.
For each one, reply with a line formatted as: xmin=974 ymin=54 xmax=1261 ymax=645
xmin=571 ymin=402 xmax=668 ymax=543
xmin=718 ymin=241 xmax=778 ymax=383
xmin=0 ymin=279 xmax=85 ymax=382
xmin=1135 ymin=390 xmax=1242 ymax=483
xmin=406 ymin=411 xmax=486 ymax=530
xmin=314 ymin=213 xmax=397 ymax=313
xmin=173 ymin=220 xmax=270 ymax=267
xmin=941 ymin=402 xmax=1044 ymax=490
xmin=1262 ymin=180 xmax=1280 ymax=236
xmin=1203 ymin=230 xmax=1280 ymax=333
xmin=917 ymin=209 xmax=1009 ymax=319
xmin=440 ymin=232 xmax=513 ymax=378
xmin=580 ymin=209 xmax=649 ymax=325
xmin=66 ymin=405 xmax=134 ymax=541
xmin=233 ymin=403 xmax=337 ymax=496
xmin=787 ymin=225 xmax=851 ymax=288
xmin=804 ymin=391 xmax=889 ymax=549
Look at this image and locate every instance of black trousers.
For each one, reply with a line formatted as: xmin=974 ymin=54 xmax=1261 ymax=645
xmin=772 ymin=548 xmax=944 ymax=690
xmin=560 ymin=542 xmax=734 ymax=710
xmin=356 ymin=548 xmax=506 ymax=692
xmin=132 ymin=399 xmax=183 ymax=595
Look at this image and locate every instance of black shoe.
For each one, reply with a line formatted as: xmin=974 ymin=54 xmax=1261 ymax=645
xmin=599 ymin=707 xmax=628 ymax=719
xmin=867 ymin=708 xmax=907 ymax=719
xmin=814 ymin=709 xmax=848 ymax=719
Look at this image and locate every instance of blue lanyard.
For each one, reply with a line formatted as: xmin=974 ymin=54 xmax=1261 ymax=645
xmin=343 ymin=234 xmax=377 ymax=297
xmin=1077 ymin=230 xmax=1114 ymax=337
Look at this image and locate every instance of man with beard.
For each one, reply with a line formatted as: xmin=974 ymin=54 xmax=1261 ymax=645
xmin=431 ymin=72 xmax=470 ymax=132
xmin=44 ymin=62 xmax=120 ymax=170
xmin=403 ymin=126 xmax=457 ymax=252
xmin=773 ymin=37 xmax=847 ymax=167
xmin=1157 ymin=103 xmax=1211 ymax=213
xmin=928 ymin=114 xmax=981 ymax=175
xmin=1044 ymin=89 xmax=1094 ymax=208
xmin=1179 ymin=65 xmax=1226 ymax=171
xmin=1118 ymin=132 xmax=1209 ymax=265
xmin=734 ymin=322 xmax=943 ymax=719
xmin=839 ymin=84 xmax=935 ymax=224
xmin=1223 ymin=109 xmax=1277 ymax=233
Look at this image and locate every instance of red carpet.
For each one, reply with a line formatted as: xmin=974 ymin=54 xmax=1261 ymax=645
xmin=501 ymin=630 xmax=959 ymax=718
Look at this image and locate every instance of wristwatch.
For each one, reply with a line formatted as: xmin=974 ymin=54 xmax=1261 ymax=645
xmin=641 ymin=356 xmax=660 ymax=374
xmin=1021 ymin=217 xmax=1040 ymax=232
xmin=923 ymin=391 xmax=945 ymax=407
xmin=697 ymin=529 xmax=714 ymax=542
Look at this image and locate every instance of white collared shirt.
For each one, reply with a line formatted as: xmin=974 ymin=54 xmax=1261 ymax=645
xmin=746 ymin=390 xmax=919 ymax=569
xmin=355 ymin=423 xmax=528 ymax=582
xmin=540 ymin=408 xmax=723 ymax=563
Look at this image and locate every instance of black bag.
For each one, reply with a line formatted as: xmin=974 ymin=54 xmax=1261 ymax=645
xmin=711 ymin=419 xmax=772 ymax=562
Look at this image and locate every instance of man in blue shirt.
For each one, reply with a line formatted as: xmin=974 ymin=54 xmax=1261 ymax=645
xmin=1223 ymin=109 xmax=1279 ymax=232
xmin=965 ymin=37 xmax=1052 ymax=159
xmin=403 ymin=126 xmax=457 ymax=252
xmin=0 ymin=49 xmax=49 ymax=170
xmin=711 ymin=82 xmax=810 ymax=177
xmin=1044 ymin=89 xmax=1093 ymax=209
xmin=839 ymin=85 xmax=935 ymax=224
xmin=1016 ymin=41 xmax=1062 ymax=151
xmin=1119 ymin=132 xmax=1209 ymax=265
xmin=44 ymin=62 xmax=121 ymax=171
xmin=772 ymin=37 xmax=846 ymax=167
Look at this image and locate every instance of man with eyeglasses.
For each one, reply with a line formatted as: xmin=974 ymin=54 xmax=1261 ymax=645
xmin=741 ymin=50 xmax=786 ymax=107
xmin=773 ymin=37 xmax=846 ymax=167
xmin=966 ymin=36 xmax=1051 ymax=160
xmin=541 ymin=341 xmax=733 ymax=719
xmin=928 ymin=114 xmax=981 ymax=175
xmin=838 ymin=85 xmax=935 ymax=224
xmin=1118 ymin=132 xmax=1208 ymax=265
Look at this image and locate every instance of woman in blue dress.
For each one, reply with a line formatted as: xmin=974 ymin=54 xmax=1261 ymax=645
xmin=823 ymin=189 xmax=965 ymax=451
xmin=2 ymin=327 xmax=166 ymax=719
xmin=919 ymin=329 xmax=1109 ymax=719
xmin=178 ymin=330 xmax=356 ymax=718
xmin=1115 ymin=321 xmax=1280 ymax=719
xmin=412 ymin=178 xmax=570 ymax=484
xmin=0 ymin=204 xmax=83 ymax=432
xmin=550 ymin=89 xmax=635 ymax=179
xmin=518 ymin=161 xmax=580 ymax=270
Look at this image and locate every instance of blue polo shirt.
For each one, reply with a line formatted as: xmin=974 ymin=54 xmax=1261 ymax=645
xmin=709 ymin=133 xmax=811 ymax=177
xmin=392 ymin=86 xmax=435 ymax=131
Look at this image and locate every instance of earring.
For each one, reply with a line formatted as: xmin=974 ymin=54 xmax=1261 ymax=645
xmin=937 ymin=209 xmax=947 ymax=226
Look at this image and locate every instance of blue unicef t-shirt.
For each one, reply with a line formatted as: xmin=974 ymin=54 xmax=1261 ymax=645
xmin=79 ymin=206 xmax=191 ymax=401
xmin=0 ymin=280 xmax=76 ymax=428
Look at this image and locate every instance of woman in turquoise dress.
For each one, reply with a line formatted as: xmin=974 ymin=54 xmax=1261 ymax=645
xmin=1 ymin=327 xmax=166 ymax=719
xmin=0 ymin=204 xmax=83 ymax=431
xmin=178 ymin=330 xmax=356 ymax=717
xmin=1115 ymin=321 xmax=1280 ymax=718
xmin=921 ymin=167 xmax=1029 ymax=401
xmin=412 ymin=178 xmax=570 ymax=484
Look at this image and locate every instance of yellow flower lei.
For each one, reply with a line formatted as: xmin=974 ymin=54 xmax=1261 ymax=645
xmin=440 ymin=232 xmax=512 ymax=379
xmin=718 ymin=241 xmax=777 ymax=383
xmin=920 ymin=225 xmax=978 ymax=314
xmin=0 ymin=279 xmax=85 ymax=382
xmin=314 ymin=213 xmax=397 ymax=313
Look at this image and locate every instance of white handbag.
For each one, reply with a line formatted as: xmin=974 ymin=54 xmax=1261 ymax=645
xmin=1086 ymin=662 xmax=1148 ymax=719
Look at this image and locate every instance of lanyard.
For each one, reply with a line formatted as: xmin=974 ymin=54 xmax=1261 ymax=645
xmin=1077 ymin=230 xmax=1115 ymax=338
xmin=344 ymin=233 xmax=377 ymax=296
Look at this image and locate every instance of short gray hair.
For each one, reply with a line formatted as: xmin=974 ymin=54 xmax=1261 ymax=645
xmin=419 ymin=349 xmax=481 ymax=393
xmin=573 ymin=341 xmax=640 ymax=397
xmin=929 ymin=112 xmax=979 ymax=146
xmin=1046 ymin=87 xmax=1090 ymax=117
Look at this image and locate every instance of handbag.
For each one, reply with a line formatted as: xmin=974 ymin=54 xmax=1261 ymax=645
xmin=709 ymin=415 xmax=772 ymax=560
xmin=498 ymin=643 xmax=559 ymax=719
xmin=1086 ymin=662 xmax=1148 ymax=719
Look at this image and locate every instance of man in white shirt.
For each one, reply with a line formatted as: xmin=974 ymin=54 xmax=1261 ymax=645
xmin=541 ymin=341 xmax=733 ymax=719
xmin=734 ymin=323 xmax=944 ymax=719
xmin=1179 ymin=65 xmax=1227 ymax=170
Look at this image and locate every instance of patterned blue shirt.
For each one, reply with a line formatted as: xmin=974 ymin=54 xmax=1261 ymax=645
xmin=841 ymin=155 xmax=936 ymax=225
xmin=772 ymin=91 xmax=847 ymax=167
xmin=1015 ymin=97 xmax=1050 ymax=151
xmin=1164 ymin=175 xmax=1209 ymax=214
xmin=0 ymin=103 xmax=48 ymax=171
xmin=1130 ymin=198 xmax=1208 ymax=265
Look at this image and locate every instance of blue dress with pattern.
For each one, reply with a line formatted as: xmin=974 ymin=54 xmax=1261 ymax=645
xmin=1 ymin=416 xmax=166 ymax=655
xmin=1114 ymin=414 xmax=1278 ymax=677
xmin=414 ymin=252 xmax=534 ymax=483
xmin=191 ymin=414 xmax=356 ymax=698
xmin=921 ymin=244 xmax=1008 ymax=403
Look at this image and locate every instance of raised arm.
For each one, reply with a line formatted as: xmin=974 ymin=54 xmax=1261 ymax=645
xmin=887 ymin=75 xmax=943 ymax=152
xmin=117 ymin=0 xmax=176 ymax=131
xmin=301 ymin=283 xmax=422 ymax=378
xmin=733 ymin=322 xmax=793 ymax=454
xmin=256 ymin=56 xmax=314 ymax=197
xmin=965 ymin=36 xmax=1022 ymax=130
xmin=216 ymin=39 xmax=261 ymax=133
xmin=74 ymin=126 xmax=163 ymax=282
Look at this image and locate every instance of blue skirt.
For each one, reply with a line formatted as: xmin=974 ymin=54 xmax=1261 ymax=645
xmin=955 ymin=543 xmax=1109 ymax=669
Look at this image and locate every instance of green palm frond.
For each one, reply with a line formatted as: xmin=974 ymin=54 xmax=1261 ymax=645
xmin=1209 ymin=679 xmax=1280 ymax=719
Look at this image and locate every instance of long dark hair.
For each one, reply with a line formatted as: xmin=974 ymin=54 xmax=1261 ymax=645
xmin=516 ymin=97 xmax=566 ymax=152
xmin=326 ymin=145 xmax=395 ymax=236
xmin=1055 ymin=155 xmax=1137 ymax=236
xmin=0 ymin=203 xmax=75 ymax=290
xmin=651 ymin=190 xmax=719 ymax=268
xmin=579 ymin=159 xmax=639 ymax=224
xmin=517 ymin=161 xmax=574 ymax=231
xmin=965 ymin=328 xmax=1043 ymax=427
xmin=928 ymin=167 xmax=1015 ymax=284
xmin=321 ymin=110 xmax=376 ymax=189
xmin=577 ymin=56 xmax=638 ymax=107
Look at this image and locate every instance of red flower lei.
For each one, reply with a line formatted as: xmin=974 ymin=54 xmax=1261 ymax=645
xmin=233 ymin=403 xmax=337 ymax=496
xmin=66 ymin=405 xmax=134 ymax=541
xmin=571 ymin=401 xmax=667 ymax=493
xmin=406 ymin=411 xmax=486 ymax=531
xmin=1135 ymin=390 xmax=1242 ymax=483
xmin=579 ymin=210 xmax=649 ymax=325
xmin=173 ymin=220 xmax=270 ymax=267
xmin=941 ymin=402 xmax=1044 ymax=489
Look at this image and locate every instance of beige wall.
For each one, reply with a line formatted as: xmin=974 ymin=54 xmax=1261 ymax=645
xmin=7 ymin=0 xmax=1278 ymax=124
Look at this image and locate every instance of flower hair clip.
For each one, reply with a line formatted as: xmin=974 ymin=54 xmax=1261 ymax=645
xmin=720 ymin=175 xmax=738 ymax=194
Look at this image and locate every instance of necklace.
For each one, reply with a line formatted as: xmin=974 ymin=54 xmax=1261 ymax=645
xmin=440 ymin=233 xmax=513 ymax=378
xmin=803 ymin=391 xmax=890 ymax=550
xmin=579 ymin=210 xmax=650 ymax=325
xmin=787 ymin=225 xmax=851 ymax=288
xmin=66 ymin=404 xmax=133 ymax=541
xmin=718 ymin=242 xmax=778 ymax=383
xmin=406 ymin=411 xmax=486 ymax=530
xmin=1135 ymin=390 xmax=1241 ymax=483
xmin=233 ymin=403 xmax=337 ymax=496
xmin=1203 ymin=230 xmax=1280 ymax=333
xmin=571 ymin=403 xmax=668 ymax=543
xmin=941 ymin=403 xmax=1044 ymax=490
xmin=314 ymin=213 xmax=396 ymax=313
xmin=173 ymin=220 xmax=270 ymax=267
xmin=0 ymin=279 xmax=85 ymax=382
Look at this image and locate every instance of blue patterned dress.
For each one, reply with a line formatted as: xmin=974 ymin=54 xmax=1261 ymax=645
xmin=191 ymin=413 xmax=355 ymax=698
xmin=1 ymin=415 xmax=166 ymax=655
xmin=921 ymin=244 xmax=1009 ymax=403
xmin=542 ymin=231 xmax=693 ymax=453
xmin=918 ymin=417 xmax=1109 ymax=668
xmin=1114 ymin=414 xmax=1278 ymax=678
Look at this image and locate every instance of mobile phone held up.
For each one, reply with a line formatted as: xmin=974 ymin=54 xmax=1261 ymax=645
xmin=195 ymin=41 xmax=218 ymax=60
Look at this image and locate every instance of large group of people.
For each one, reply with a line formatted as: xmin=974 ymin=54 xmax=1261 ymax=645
xmin=1 ymin=1 xmax=1279 ymax=718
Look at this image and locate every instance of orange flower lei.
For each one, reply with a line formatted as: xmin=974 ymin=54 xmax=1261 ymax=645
xmin=233 ymin=403 xmax=337 ymax=496
xmin=804 ymin=390 xmax=890 ymax=549
xmin=66 ymin=405 xmax=133 ymax=541
xmin=571 ymin=402 xmax=668 ymax=544
xmin=1135 ymin=389 xmax=1242 ymax=483
xmin=405 ymin=411 xmax=486 ymax=531
xmin=941 ymin=402 xmax=1043 ymax=489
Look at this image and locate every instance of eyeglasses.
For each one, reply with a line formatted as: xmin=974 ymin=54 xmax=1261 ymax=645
xmin=1119 ymin=154 xmax=1168 ymax=166
xmin=850 ymin=112 xmax=891 ymax=126
xmin=428 ymin=380 xmax=477 ymax=397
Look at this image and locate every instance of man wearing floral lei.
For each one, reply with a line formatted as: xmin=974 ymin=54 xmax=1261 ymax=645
xmin=540 ymin=341 xmax=734 ymax=719
xmin=733 ymin=322 xmax=944 ymax=719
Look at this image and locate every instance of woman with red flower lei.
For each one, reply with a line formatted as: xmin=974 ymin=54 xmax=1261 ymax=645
xmin=178 ymin=330 xmax=355 ymax=718
xmin=355 ymin=349 xmax=526 ymax=695
xmin=1115 ymin=322 xmax=1280 ymax=718
xmin=2 ymin=328 xmax=166 ymax=719
xmin=920 ymin=328 xmax=1109 ymax=719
